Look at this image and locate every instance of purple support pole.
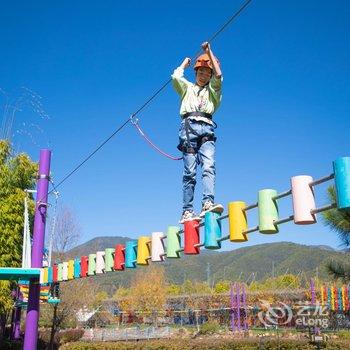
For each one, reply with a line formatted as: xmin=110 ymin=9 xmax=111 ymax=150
xmin=23 ymin=149 xmax=51 ymax=350
xmin=10 ymin=288 xmax=22 ymax=340
xmin=12 ymin=307 xmax=22 ymax=340
xmin=236 ymin=284 xmax=241 ymax=331
xmin=310 ymin=278 xmax=316 ymax=306
xmin=230 ymin=283 xmax=235 ymax=332
xmin=242 ymin=284 xmax=248 ymax=331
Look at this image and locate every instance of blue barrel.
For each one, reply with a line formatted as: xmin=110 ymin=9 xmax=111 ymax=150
xmin=74 ymin=258 xmax=81 ymax=278
xmin=333 ymin=157 xmax=350 ymax=211
xmin=47 ymin=267 xmax=53 ymax=284
xmin=125 ymin=240 xmax=138 ymax=268
xmin=204 ymin=212 xmax=222 ymax=249
xmin=338 ymin=288 xmax=343 ymax=311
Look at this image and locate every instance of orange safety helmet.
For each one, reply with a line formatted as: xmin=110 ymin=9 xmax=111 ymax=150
xmin=194 ymin=53 xmax=220 ymax=70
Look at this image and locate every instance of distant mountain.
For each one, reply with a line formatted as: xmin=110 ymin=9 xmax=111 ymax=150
xmin=67 ymin=236 xmax=130 ymax=258
xmin=65 ymin=238 xmax=346 ymax=294
xmin=309 ymin=245 xmax=335 ymax=251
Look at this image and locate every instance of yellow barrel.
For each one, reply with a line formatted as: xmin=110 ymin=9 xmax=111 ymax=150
xmin=228 ymin=201 xmax=248 ymax=242
xmin=43 ymin=267 xmax=49 ymax=284
xmin=68 ymin=260 xmax=74 ymax=280
xmin=137 ymin=236 xmax=151 ymax=265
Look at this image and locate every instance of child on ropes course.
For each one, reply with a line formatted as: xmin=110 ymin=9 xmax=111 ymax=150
xmin=172 ymin=42 xmax=224 ymax=223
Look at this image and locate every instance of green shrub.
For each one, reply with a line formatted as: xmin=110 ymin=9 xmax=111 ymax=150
xmin=58 ymin=329 xmax=84 ymax=344
xmin=338 ymin=330 xmax=350 ymax=339
xmin=199 ymin=321 xmax=220 ymax=335
xmin=60 ymin=338 xmax=350 ymax=350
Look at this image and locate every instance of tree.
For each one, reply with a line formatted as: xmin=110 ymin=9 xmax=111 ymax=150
xmin=0 ymin=140 xmax=37 ymax=341
xmin=214 ymin=280 xmax=230 ymax=294
xmin=47 ymin=205 xmax=81 ymax=349
xmin=322 ymin=186 xmax=350 ymax=281
xmin=115 ymin=265 xmax=167 ymax=325
xmin=52 ymin=205 xmax=80 ymax=262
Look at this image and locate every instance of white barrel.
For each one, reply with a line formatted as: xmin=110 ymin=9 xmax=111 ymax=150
xmin=62 ymin=262 xmax=69 ymax=281
xmin=39 ymin=268 xmax=45 ymax=284
xmin=291 ymin=175 xmax=317 ymax=224
xmin=151 ymin=232 xmax=165 ymax=262
xmin=96 ymin=251 xmax=105 ymax=274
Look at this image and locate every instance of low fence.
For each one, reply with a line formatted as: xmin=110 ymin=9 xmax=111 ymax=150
xmin=82 ymin=326 xmax=171 ymax=342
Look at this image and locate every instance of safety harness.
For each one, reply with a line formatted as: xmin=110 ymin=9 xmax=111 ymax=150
xmin=177 ymin=112 xmax=217 ymax=154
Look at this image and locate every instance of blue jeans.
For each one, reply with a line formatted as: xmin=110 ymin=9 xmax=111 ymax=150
xmin=179 ymin=119 xmax=216 ymax=212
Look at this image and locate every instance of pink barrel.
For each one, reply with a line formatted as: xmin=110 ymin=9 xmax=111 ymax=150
xmin=291 ymin=175 xmax=317 ymax=224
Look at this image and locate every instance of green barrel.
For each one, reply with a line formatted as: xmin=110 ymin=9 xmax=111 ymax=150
xmin=166 ymin=226 xmax=181 ymax=258
xmin=105 ymin=248 xmax=115 ymax=272
xmin=88 ymin=254 xmax=96 ymax=276
xmin=258 ymin=189 xmax=279 ymax=233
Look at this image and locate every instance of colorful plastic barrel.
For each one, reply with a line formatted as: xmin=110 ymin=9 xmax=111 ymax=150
xmin=151 ymin=232 xmax=165 ymax=262
xmin=291 ymin=175 xmax=316 ymax=224
xmin=125 ymin=240 xmax=138 ymax=268
xmin=96 ymin=251 xmax=105 ymax=274
xmin=327 ymin=287 xmax=331 ymax=309
xmin=80 ymin=256 xmax=88 ymax=277
xmin=204 ymin=212 xmax=222 ymax=249
xmin=166 ymin=226 xmax=181 ymax=258
xmin=62 ymin=262 xmax=68 ymax=281
xmin=47 ymin=267 xmax=53 ymax=284
xmin=53 ymin=264 xmax=58 ymax=282
xmin=42 ymin=268 xmax=48 ymax=284
xmin=57 ymin=263 xmax=63 ymax=282
xmin=338 ymin=288 xmax=342 ymax=311
xmin=105 ymin=248 xmax=115 ymax=272
xmin=321 ymin=286 xmax=325 ymax=306
xmin=74 ymin=258 xmax=81 ymax=278
xmin=184 ymin=220 xmax=200 ymax=254
xmin=88 ymin=254 xmax=96 ymax=276
xmin=68 ymin=260 xmax=74 ymax=280
xmin=334 ymin=157 xmax=350 ymax=211
xmin=228 ymin=201 xmax=248 ymax=242
xmin=137 ymin=236 xmax=151 ymax=265
xmin=114 ymin=244 xmax=125 ymax=271
xmin=258 ymin=189 xmax=279 ymax=234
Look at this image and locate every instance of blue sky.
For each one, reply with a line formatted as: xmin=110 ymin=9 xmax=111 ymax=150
xmin=0 ymin=1 xmax=349 ymax=251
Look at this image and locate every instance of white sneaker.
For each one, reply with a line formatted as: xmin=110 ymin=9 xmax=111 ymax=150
xmin=199 ymin=201 xmax=224 ymax=217
xmin=179 ymin=210 xmax=201 ymax=224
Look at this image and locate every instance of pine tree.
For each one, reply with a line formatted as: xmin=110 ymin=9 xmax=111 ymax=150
xmin=322 ymin=186 xmax=350 ymax=281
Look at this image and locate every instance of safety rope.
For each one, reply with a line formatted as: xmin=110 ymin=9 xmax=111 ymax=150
xmin=48 ymin=0 xmax=253 ymax=193
xmin=130 ymin=116 xmax=183 ymax=161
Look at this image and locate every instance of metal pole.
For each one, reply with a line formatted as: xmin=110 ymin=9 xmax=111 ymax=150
xmin=23 ymin=149 xmax=51 ymax=350
xmin=10 ymin=288 xmax=22 ymax=340
xmin=230 ymin=283 xmax=235 ymax=332
xmin=237 ymin=284 xmax=241 ymax=331
xmin=13 ymin=306 xmax=22 ymax=340
xmin=242 ymin=284 xmax=248 ymax=331
xmin=310 ymin=278 xmax=316 ymax=306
